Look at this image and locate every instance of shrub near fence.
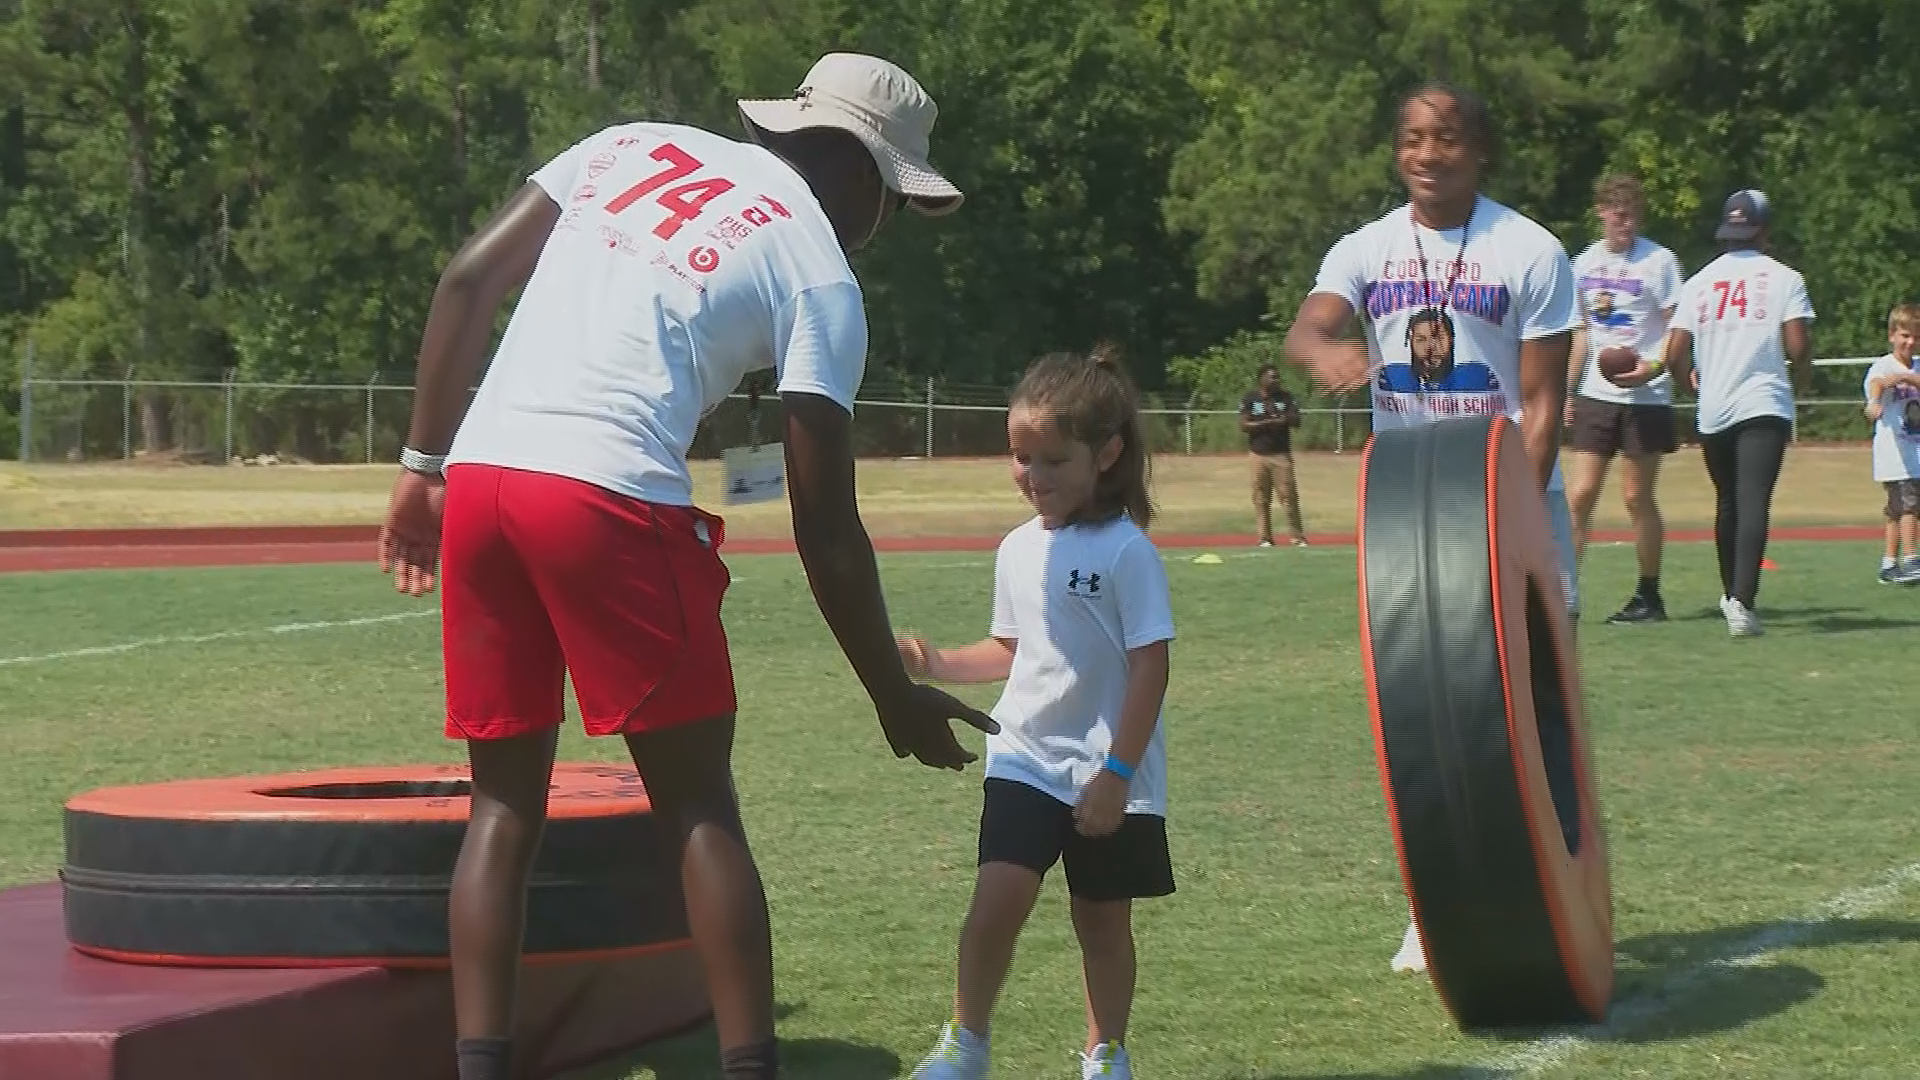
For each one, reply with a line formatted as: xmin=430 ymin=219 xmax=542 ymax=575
xmin=10 ymin=375 xmax=1880 ymax=465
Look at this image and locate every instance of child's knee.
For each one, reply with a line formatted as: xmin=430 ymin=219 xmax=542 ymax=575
xmin=965 ymin=862 xmax=1045 ymax=929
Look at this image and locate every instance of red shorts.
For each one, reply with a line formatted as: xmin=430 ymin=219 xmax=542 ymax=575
xmin=438 ymin=463 xmax=736 ymax=740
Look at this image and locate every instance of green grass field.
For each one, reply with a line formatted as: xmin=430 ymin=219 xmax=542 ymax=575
xmin=3 ymin=539 xmax=1917 ymax=1078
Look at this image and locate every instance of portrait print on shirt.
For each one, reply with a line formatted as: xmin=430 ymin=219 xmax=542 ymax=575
xmin=1369 ymin=266 xmax=1514 ymax=404
xmin=1570 ymin=238 xmax=1685 ymax=406
xmin=1312 ymin=197 xmax=1576 ymax=435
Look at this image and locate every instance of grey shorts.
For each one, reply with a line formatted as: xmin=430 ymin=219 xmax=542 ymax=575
xmin=1885 ymin=479 xmax=1920 ymax=521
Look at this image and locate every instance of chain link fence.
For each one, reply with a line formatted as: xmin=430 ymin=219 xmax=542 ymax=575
xmin=11 ymin=374 xmax=1383 ymax=464
xmin=10 ymin=370 xmax=1879 ymax=465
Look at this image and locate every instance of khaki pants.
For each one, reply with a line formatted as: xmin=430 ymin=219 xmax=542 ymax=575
xmin=1250 ymin=452 xmax=1305 ymax=541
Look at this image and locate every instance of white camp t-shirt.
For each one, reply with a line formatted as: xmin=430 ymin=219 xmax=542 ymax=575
xmin=446 ymin=121 xmax=867 ymax=506
xmin=1311 ymin=195 xmax=1580 ymax=490
xmin=1572 ymin=237 xmax=1685 ymax=406
xmin=1673 ymin=250 xmax=1815 ymax=436
xmin=1863 ymin=354 xmax=1920 ymax=482
xmin=984 ymin=515 xmax=1177 ymax=818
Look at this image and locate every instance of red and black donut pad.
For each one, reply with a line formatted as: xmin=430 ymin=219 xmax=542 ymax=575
xmin=60 ymin=762 xmax=688 ymax=967
xmin=1357 ymin=413 xmax=1614 ymax=1029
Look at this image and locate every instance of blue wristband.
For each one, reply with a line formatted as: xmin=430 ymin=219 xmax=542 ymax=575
xmin=1103 ymin=754 xmax=1135 ymax=781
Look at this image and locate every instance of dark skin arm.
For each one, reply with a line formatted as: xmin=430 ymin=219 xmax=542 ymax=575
xmin=380 ymin=183 xmax=559 ymax=596
xmin=1290 ymin=289 xmax=1565 ymax=494
xmin=1238 ymin=395 xmax=1288 ymax=433
xmin=406 ymin=183 xmax=560 ymax=453
xmin=1782 ymin=317 xmax=1813 ymax=398
xmin=1663 ymin=327 xmax=1696 ymax=394
xmin=1284 ymin=294 xmax=1375 ymax=392
xmin=1518 ymin=332 xmax=1572 ymax=493
xmin=782 ymin=392 xmax=1000 ymax=770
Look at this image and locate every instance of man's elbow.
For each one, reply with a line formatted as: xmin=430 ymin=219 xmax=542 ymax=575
xmin=434 ymin=246 xmax=493 ymax=302
xmin=1282 ymin=321 xmax=1316 ymax=361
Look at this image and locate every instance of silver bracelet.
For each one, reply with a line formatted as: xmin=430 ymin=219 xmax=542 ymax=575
xmin=399 ymin=446 xmax=448 ymax=477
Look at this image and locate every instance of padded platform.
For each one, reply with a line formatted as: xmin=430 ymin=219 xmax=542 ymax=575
xmin=0 ymin=882 xmax=712 ymax=1080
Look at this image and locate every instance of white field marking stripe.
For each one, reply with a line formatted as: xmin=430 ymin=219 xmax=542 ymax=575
xmin=1466 ymin=861 xmax=1920 ymax=1077
xmin=0 ymin=610 xmax=433 ymax=668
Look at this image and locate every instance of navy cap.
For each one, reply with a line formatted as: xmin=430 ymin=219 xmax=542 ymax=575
xmin=1716 ymin=188 xmax=1771 ymax=241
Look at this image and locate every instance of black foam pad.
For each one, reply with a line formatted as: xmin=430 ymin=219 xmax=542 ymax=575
xmin=1358 ymin=413 xmax=1614 ymax=1030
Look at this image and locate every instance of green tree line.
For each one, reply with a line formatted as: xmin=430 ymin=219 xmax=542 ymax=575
xmin=3 ymin=0 xmax=1916 ymax=460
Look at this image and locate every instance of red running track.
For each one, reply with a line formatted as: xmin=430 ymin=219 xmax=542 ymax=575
xmin=0 ymin=522 xmax=1885 ymax=574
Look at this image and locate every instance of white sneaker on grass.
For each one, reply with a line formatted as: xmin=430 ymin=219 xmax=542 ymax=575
xmin=911 ymin=1021 xmax=988 ymax=1080
xmin=1080 ymin=1041 xmax=1132 ymax=1079
xmin=1723 ymin=597 xmax=1763 ymax=636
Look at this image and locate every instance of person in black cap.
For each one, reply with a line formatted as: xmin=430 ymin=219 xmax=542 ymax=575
xmin=1662 ymin=188 xmax=1815 ymax=637
xmin=1240 ymin=362 xmax=1308 ymax=547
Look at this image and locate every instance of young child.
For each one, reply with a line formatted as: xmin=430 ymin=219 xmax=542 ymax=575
xmin=900 ymin=345 xmax=1176 ymax=1080
xmin=1864 ymin=303 xmax=1920 ymax=584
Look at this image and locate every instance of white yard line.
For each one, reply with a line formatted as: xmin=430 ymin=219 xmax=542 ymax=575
xmin=0 ymin=610 xmax=434 ymax=667
xmin=1465 ymin=861 xmax=1920 ymax=1077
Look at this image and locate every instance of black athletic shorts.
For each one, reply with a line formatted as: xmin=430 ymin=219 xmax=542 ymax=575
xmin=977 ymin=777 xmax=1175 ymax=903
xmin=1569 ymin=396 xmax=1678 ymax=458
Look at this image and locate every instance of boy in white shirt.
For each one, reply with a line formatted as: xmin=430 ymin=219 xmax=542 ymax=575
xmin=1862 ymin=303 xmax=1920 ymax=584
xmin=1564 ymin=173 xmax=1686 ymax=623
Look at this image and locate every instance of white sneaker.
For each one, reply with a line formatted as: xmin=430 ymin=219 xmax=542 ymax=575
xmin=1080 ymin=1041 xmax=1132 ymax=1079
xmin=1724 ymin=598 xmax=1763 ymax=637
xmin=911 ymin=1021 xmax=989 ymax=1080
xmin=1391 ymin=918 xmax=1427 ymax=972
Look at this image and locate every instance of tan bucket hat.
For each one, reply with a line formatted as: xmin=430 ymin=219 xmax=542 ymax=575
xmin=738 ymin=53 xmax=964 ymax=217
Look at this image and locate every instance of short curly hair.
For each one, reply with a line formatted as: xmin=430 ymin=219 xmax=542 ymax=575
xmin=1397 ymin=82 xmax=1498 ymax=170
xmin=1593 ymin=173 xmax=1645 ymax=213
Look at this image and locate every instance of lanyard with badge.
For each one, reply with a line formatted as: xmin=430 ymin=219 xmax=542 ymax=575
xmin=1406 ymin=203 xmax=1474 ymax=393
xmin=722 ymin=370 xmax=788 ymax=505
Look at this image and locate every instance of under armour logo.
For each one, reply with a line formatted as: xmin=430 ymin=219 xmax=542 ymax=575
xmin=1067 ymin=569 xmax=1101 ymax=595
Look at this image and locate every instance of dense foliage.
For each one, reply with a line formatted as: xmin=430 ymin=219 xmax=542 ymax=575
xmin=3 ymin=0 xmax=1915 ymax=456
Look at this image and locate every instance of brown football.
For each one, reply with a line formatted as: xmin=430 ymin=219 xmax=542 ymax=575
xmin=1597 ymin=347 xmax=1639 ymax=382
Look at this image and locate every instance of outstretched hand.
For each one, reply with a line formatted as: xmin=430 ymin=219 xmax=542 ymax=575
xmin=876 ymin=683 xmax=1000 ymax=771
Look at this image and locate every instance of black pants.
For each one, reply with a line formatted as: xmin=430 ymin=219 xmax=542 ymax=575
xmin=1699 ymin=415 xmax=1790 ymax=608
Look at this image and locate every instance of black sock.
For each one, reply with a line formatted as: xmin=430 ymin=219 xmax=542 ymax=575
xmin=457 ymin=1037 xmax=512 ymax=1080
xmin=721 ymin=1037 xmax=780 ymax=1080
xmin=1637 ymin=576 xmax=1661 ymax=601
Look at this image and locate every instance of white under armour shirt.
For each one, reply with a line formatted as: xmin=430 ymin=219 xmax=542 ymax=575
xmin=1863 ymin=354 xmax=1920 ymax=482
xmin=1672 ymin=250 xmax=1815 ymax=436
xmin=1311 ymin=195 xmax=1580 ymax=490
xmin=985 ymin=515 xmax=1177 ymax=818
xmin=446 ymin=122 xmax=868 ymax=506
xmin=1572 ymin=236 xmax=1685 ymax=407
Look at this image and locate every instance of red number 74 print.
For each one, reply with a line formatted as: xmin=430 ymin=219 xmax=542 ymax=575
xmin=1706 ymin=278 xmax=1750 ymax=321
xmin=603 ymin=141 xmax=789 ymax=241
